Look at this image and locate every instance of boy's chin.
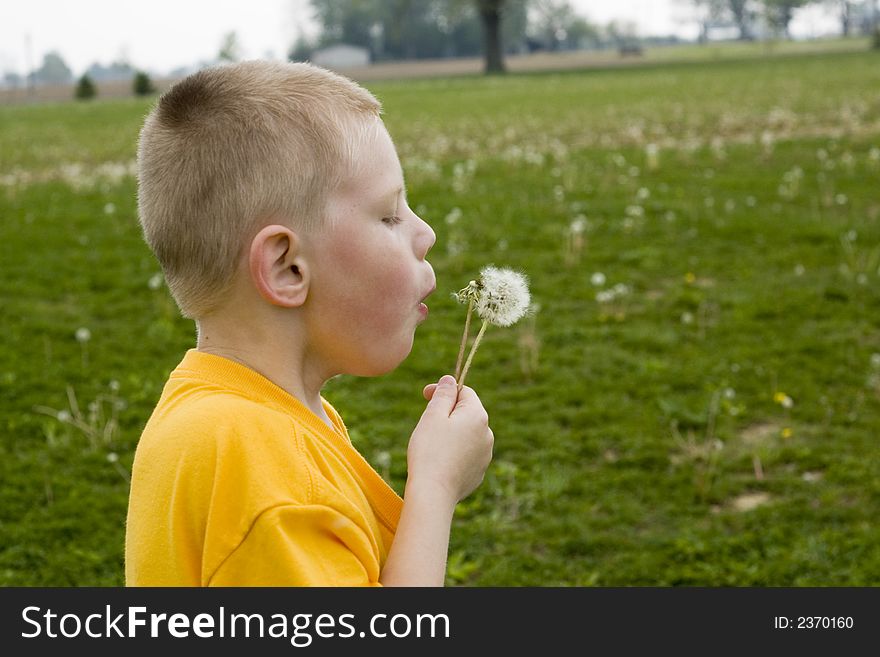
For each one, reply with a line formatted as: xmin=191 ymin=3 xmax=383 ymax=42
xmin=348 ymin=345 xmax=414 ymax=378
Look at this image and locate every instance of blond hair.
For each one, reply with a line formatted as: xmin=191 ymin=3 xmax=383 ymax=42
xmin=137 ymin=60 xmax=383 ymax=320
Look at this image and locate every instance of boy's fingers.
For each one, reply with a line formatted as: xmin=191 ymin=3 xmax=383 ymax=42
xmin=425 ymin=375 xmax=458 ymax=414
xmin=423 ymin=383 xmax=438 ymax=401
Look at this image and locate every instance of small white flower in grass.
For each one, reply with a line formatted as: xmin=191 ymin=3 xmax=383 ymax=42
xmin=103 ymin=203 xmax=116 ymax=215
xmin=453 ymin=266 xmax=531 ymax=390
xmin=107 ymin=452 xmax=119 ymax=463
xmin=591 ymin=272 xmax=606 ymax=286
xmin=57 ymin=410 xmax=72 ymax=423
xmin=645 ymin=143 xmax=659 ymax=170
xmin=148 ymin=273 xmax=163 ymax=290
xmin=75 ymin=327 xmax=91 ymax=343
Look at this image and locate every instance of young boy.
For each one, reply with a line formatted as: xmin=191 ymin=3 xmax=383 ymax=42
xmin=125 ymin=60 xmax=494 ymax=586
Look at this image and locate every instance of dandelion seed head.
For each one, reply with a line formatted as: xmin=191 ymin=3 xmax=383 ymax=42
xmin=453 ymin=280 xmax=480 ymax=305
xmin=475 ymin=266 xmax=531 ymax=327
xmin=57 ymin=410 xmax=72 ymax=423
xmin=75 ymin=327 xmax=91 ymax=343
xmin=148 ymin=273 xmax=163 ymax=290
xmin=590 ymin=272 xmax=606 ymax=286
xmin=107 ymin=452 xmax=119 ymax=463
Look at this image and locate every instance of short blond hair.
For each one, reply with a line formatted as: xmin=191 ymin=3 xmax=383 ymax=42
xmin=137 ymin=60 xmax=383 ymax=320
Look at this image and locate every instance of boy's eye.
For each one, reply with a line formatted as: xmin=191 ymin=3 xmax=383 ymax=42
xmin=382 ymin=215 xmax=402 ymax=225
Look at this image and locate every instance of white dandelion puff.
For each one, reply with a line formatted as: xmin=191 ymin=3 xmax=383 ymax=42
xmin=591 ymin=272 xmax=606 ymax=286
xmin=75 ymin=327 xmax=91 ymax=343
xmin=475 ymin=266 xmax=531 ymax=328
xmin=453 ymin=266 xmax=531 ymax=390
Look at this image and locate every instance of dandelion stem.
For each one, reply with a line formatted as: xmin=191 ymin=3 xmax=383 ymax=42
xmin=454 ymin=298 xmax=474 ymax=380
xmin=458 ymin=320 xmax=488 ymax=391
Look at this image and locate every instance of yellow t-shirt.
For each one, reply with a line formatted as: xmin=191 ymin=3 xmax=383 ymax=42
xmin=125 ymin=349 xmax=403 ymax=586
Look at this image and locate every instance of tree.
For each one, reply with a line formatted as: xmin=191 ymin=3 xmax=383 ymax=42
xmin=74 ymin=74 xmax=96 ymax=100
xmin=218 ymin=31 xmax=242 ymax=62
xmin=530 ymin=0 xmax=598 ymax=51
xmin=133 ymin=71 xmax=156 ymax=96
xmin=34 ymin=51 xmax=73 ymax=85
xmin=728 ymin=0 xmax=758 ymax=39
xmin=300 ymin=0 xmax=528 ymax=64
xmin=762 ymin=0 xmax=810 ymax=38
xmin=824 ymin=0 xmax=853 ymax=35
xmin=477 ymin=0 xmax=506 ymax=73
xmin=679 ymin=0 xmax=728 ymax=43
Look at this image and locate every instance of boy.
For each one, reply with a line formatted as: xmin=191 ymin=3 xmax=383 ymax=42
xmin=125 ymin=60 xmax=494 ymax=586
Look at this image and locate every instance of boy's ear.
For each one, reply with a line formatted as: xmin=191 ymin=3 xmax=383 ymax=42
xmin=248 ymin=224 xmax=309 ymax=308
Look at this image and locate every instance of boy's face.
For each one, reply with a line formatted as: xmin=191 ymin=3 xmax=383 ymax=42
xmin=305 ymin=123 xmax=436 ymax=377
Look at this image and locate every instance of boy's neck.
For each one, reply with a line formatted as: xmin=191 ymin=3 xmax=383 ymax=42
xmin=195 ymin=321 xmax=336 ymax=432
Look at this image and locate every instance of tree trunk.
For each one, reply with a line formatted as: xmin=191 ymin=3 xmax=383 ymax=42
xmin=478 ymin=0 xmax=506 ymax=74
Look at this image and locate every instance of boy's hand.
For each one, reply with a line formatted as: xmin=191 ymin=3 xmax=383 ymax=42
xmin=407 ymin=375 xmax=494 ymax=506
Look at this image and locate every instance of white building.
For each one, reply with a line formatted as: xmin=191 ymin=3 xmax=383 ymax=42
xmin=311 ymin=44 xmax=370 ymax=69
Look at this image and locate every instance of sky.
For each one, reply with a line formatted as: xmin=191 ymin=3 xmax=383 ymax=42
xmin=0 ymin=0 xmax=843 ymax=78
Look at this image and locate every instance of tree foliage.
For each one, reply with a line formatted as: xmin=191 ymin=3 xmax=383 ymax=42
xmin=74 ymin=74 xmax=96 ymax=100
xmin=34 ymin=51 xmax=73 ymax=85
xmin=297 ymin=0 xmax=528 ymax=61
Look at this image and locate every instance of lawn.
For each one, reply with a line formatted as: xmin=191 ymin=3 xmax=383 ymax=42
xmin=1 ymin=48 xmax=879 ymax=585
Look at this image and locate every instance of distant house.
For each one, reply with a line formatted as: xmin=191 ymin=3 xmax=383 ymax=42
xmin=311 ymin=44 xmax=370 ymax=69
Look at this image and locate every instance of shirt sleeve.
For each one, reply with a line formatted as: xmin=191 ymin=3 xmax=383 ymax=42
xmin=207 ymin=504 xmax=383 ymax=586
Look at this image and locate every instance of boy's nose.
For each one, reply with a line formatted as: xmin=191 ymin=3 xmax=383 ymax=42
xmin=416 ymin=217 xmax=436 ymax=260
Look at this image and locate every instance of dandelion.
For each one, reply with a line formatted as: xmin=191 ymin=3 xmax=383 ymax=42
xmin=75 ymin=327 xmax=91 ymax=370
xmin=781 ymin=427 xmax=793 ymax=439
xmin=590 ymin=272 xmax=606 ymax=286
xmin=148 ymin=273 xmax=163 ymax=290
xmin=445 ymin=207 xmax=462 ymax=226
xmin=645 ymin=143 xmax=659 ymax=170
xmin=684 ymin=272 xmax=696 ymax=284
xmin=453 ymin=266 xmax=531 ymax=390
xmin=103 ymin=203 xmax=116 ymax=215
xmin=564 ymin=216 xmax=588 ymax=265
xmin=774 ymin=392 xmax=794 ymax=409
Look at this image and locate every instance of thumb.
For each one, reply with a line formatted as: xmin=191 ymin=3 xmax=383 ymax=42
xmin=425 ymin=375 xmax=458 ymax=413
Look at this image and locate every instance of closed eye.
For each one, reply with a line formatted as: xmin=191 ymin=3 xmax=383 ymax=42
xmin=382 ymin=215 xmax=402 ymax=225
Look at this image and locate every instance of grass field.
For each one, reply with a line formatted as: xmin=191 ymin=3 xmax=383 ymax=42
xmin=1 ymin=48 xmax=879 ymax=586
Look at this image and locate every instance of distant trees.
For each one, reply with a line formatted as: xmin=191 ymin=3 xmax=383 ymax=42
xmin=74 ymin=74 xmax=96 ymax=100
xmin=34 ymin=51 xmax=73 ymax=85
xmin=218 ymin=31 xmax=242 ymax=62
xmin=133 ymin=71 xmax=156 ymax=96
xmin=295 ymin=0 xmax=529 ymax=65
xmin=762 ymin=0 xmax=810 ymax=37
xmin=683 ymin=0 xmax=878 ymax=41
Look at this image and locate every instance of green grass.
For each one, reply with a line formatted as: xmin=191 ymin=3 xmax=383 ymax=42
xmin=2 ymin=49 xmax=880 ymax=586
